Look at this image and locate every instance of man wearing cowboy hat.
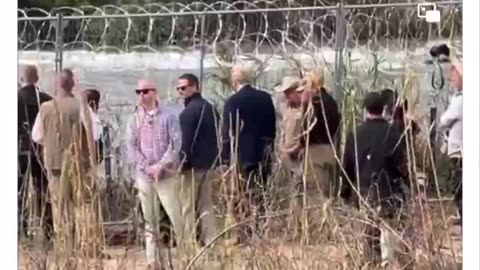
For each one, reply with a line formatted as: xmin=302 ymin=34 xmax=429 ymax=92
xmin=274 ymin=76 xmax=305 ymax=237
xmin=275 ymin=76 xmax=304 ymax=165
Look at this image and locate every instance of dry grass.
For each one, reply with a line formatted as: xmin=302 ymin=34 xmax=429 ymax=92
xmin=19 ymin=195 xmax=461 ymax=270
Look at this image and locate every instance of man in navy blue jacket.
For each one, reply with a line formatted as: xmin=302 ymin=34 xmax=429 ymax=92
xmin=18 ymin=65 xmax=53 ymax=241
xmin=221 ymin=63 xmax=276 ymax=243
xmin=177 ymin=73 xmax=219 ymax=247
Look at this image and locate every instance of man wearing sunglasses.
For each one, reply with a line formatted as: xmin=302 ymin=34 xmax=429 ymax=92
xmin=176 ymin=73 xmax=219 ymax=249
xmin=126 ymin=79 xmax=183 ymax=269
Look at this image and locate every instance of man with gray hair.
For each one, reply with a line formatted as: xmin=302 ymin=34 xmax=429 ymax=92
xmin=221 ymin=63 xmax=277 ymax=244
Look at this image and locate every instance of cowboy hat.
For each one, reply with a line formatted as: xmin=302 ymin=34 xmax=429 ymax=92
xmin=274 ymin=76 xmax=301 ymax=93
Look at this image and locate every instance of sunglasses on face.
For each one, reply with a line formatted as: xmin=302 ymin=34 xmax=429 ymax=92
xmin=135 ymin=88 xmax=154 ymax=95
xmin=176 ymin=86 xmax=188 ymax=92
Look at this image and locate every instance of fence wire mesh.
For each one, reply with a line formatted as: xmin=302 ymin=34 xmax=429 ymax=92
xmin=18 ymin=1 xmax=462 ymax=97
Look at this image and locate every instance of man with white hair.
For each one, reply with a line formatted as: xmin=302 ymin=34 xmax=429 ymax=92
xmin=126 ymin=79 xmax=183 ymax=269
xmin=221 ymin=63 xmax=277 ymax=244
xmin=439 ymin=59 xmax=463 ymax=223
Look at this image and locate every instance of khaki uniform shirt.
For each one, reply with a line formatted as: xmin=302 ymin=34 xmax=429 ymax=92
xmin=279 ymin=106 xmax=303 ymax=172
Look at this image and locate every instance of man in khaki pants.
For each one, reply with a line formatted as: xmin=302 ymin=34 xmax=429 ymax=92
xmin=176 ymin=74 xmax=218 ymax=252
xmin=277 ymin=72 xmax=341 ymax=200
xmin=32 ymin=69 xmax=102 ymax=260
xmin=275 ymin=76 xmax=304 ymax=238
xmin=297 ymin=71 xmax=340 ymax=200
xmin=275 ymin=72 xmax=340 ymax=238
xmin=126 ymin=79 xmax=183 ymax=270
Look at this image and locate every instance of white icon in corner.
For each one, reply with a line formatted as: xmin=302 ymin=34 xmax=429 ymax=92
xmin=417 ymin=3 xmax=441 ymax=23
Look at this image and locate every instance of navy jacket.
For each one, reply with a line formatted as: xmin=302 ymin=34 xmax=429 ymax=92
xmin=179 ymin=93 xmax=220 ymax=171
xmin=18 ymin=85 xmax=52 ymax=153
xmin=221 ymin=85 xmax=276 ymax=167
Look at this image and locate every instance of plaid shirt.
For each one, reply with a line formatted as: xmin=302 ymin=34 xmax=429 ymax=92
xmin=127 ymin=104 xmax=181 ymax=181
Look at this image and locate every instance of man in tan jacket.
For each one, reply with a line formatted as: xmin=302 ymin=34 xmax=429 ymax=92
xmin=274 ymin=76 xmax=304 ymax=238
xmin=32 ymin=69 xmax=103 ymax=260
xmin=275 ymin=77 xmax=303 ymax=175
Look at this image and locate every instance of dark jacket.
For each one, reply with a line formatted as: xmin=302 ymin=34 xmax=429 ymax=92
xmin=221 ymin=85 xmax=276 ymax=167
xmin=342 ymin=118 xmax=407 ymax=207
xmin=302 ymin=88 xmax=341 ymax=146
xmin=179 ymin=93 xmax=220 ymax=171
xmin=18 ymin=85 xmax=52 ymax=153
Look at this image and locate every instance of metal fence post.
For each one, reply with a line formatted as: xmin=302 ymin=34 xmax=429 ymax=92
xmin=333 ymin=3 xmax=347 ymax=197
xmin=199 ymin=15 xmax=206 ymax=90
xmin=334 ymin=3 xmax=346 ymax=107
xmin=103 ymin=124 xmax=113 ymax=190
xmin=54 ymin=13 xmax=64 ymax=73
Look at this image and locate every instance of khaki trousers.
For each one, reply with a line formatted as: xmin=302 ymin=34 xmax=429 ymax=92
xmin=136 ymin=175 xmax=184 ymax=266
xmin=47 ymin=169 xmax=75 ymax=255
xmin=305 ymin=144 xmax=336 ymax=197
xmin=178 ymin=169 xmax=217 ymax=248
xmin=289 ymin=144 xmax=336 ymax=242
xmin=48 ymin=165 xmax=104 ymax=259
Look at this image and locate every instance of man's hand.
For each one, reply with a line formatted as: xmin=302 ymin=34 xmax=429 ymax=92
xmin=146 ymin=165 xmax=163 ymax=179
xmin=215 ymin=164 xmax=231 ymax=178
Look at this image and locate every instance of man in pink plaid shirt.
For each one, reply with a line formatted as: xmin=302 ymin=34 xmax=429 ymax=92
xmin=126 ymin=79 xmax=182 ymax=270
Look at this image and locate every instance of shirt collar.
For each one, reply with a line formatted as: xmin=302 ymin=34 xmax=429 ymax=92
xmin=237 ymin=84 xmax=249 ymax=92
xmin=184 ymin=92 xmax=202 ymax=106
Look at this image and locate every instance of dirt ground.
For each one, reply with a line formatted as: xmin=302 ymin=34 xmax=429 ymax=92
xmin=19 ymin=222 xmax=461 ymax=270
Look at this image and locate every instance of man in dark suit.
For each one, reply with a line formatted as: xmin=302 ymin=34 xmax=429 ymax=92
xmin=17 ymin=65 xmax=53 ymax=241
xmin=177 ymin=73 xmax=219 ymax=247
xmin=221 ymin=63 xmax=276 ymax=243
